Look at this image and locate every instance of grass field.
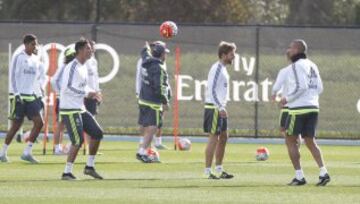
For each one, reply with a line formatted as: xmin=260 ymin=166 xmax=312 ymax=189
xmin=0 ymin=139 xmax=359 ymax=204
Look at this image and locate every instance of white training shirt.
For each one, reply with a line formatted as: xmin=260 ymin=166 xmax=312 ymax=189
xmin=205 ymin=61 xmax=230 ymax=110
xmin=284 ymin=58 xmax=323 ymax=108
xmin=10 ymin=50 xmax=41 ymax=95
xmin=59 ymin=58 xmax=94 ymax=110
xmin=272 ymin=65 xmax=291 ymax=96
xmin=86 ymin=56 xmax=100 ymax=92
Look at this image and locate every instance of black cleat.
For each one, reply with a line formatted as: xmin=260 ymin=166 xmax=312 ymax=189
xmin=316 ymin=173 xmax=331 ymax=186
xmin=207 ymin=173 xmax=220 ymax=180
xmin=84 ymin=166 xmax=103 ymax=179
xmin=288 ymin=178 xmax=307 ymax=186
xmin=136 ymin=153 xmax=152 ymax=163
xmin=219 ymin=171 xmax=234 ymax=179
xmin=61 ymin=173 xmax=77 ymax=180
xmin=16 ymin=134 xmax=22 ymax=143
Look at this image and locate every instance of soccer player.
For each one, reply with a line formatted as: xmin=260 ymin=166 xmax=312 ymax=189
xmin=281 ymin=39 xmax=330 ymax=186
xmin=59 ymin=39 xmax=103 ymax=180
xmin=135 ymin=41 xmax=170 ymax=150
xmin=203 ymin=41 xmax=236 ymax=179
xmin=0 ymin=34 xmax=44 ymax=163
xmin=136 ymin=41 xmax=170 ymax=163
xmin=50 ymin=47 xmax=76 ymax=155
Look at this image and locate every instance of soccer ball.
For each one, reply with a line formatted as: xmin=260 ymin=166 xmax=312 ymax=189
xmin=178 ymin=138 xmax=191 ymax=151
xmin=22 ymin=130 xmax=31 ymax=142
xmin=256 ymin=147 xmax=270 ymax=161
xmin=147 ymin=147 xmax=160 ymax=162
xmin=160 ymin=21 xmax=178 ymax=39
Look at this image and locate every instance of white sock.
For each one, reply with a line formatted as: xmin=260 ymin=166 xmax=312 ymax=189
xmin=155 ymin=137 xmax=162 ymax=146
xmin=23 ymin=142 xmax=33 ymax=155
xmin=138 ymin=147 xmax=146 ymax=155
xmin=55 ymin=144 xmax=62 ymax=152
xmin=215 ymin=165 xmax=223 ymax=173
xmin=319 ymin=166 xmax=328 ymax=177
xmin=295 ymin=169 xmax=305 ymax=180
xmin=204 ymin=167 xmax=212 ymax=175
xmin=64 ymin=162 xmax=73 ymax=173
xmin=87 ymin=155 xmax=95 ymax=167
xmin=0 ymin=144 xmax=9 ymax=156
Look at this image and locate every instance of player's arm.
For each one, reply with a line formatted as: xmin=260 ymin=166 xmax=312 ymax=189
xmin=140 ymin=42 xmax=152 ymax=63
xmin=11 ymin=55 xmax=23 ymax=96
xmin=315 ymin=65 xmax=324 ymax=95
xmin=135 ymin=59 xmax=142 ymax=97
xmin=211 ymin=68 xmax=227 ymax=117
xmin=271 ymin=68 xmax=287 ymax=100
xmin=38 ymin=63 xmax=47 ymax=96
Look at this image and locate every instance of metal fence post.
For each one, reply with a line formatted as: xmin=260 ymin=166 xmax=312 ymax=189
xmin=254 ymin=25 xmax=260 ymax=138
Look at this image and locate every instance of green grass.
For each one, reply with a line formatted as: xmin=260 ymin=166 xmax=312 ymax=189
xmin=0 ymin=139 xmax=359 ymax=204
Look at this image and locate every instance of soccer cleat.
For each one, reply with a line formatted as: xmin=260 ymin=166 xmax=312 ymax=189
xmin=54 ymin=149 xmax=67 ymax=155
xmin=136 ymin=153 xmax=152 ymax=163
xmin=84 ymin=166 xmax=103 ymax=179
xmin=154 ymin=144 xmax=169 ymax=150
xmin=316 ymin=173 xmax=331 ymax=186
xmin=207 ymin=173 xmax=220 ymax=180
xmin=61 ymin=173 xmax=77 ymax=180
xmin=288 ymin=178 xmax=307 ymax=186
xmin=20 ymin=154 xmax=39 ymax=164
xmin=0 ymin=155 xmax=9 ymax=163
xmin=218 ymin=171 xmax=234 ymax=179
xmin=16 ymin=134 xmax=22 ymax=143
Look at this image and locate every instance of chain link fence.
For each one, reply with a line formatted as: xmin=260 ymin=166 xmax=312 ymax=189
xmin=0 ymin=22 xmax=359 ymax=139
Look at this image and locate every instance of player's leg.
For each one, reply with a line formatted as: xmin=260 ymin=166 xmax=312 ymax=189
xmin=0 ymin=97 xmax=25 ymax=162
xmin=302 ymin=112 xmax=330 ymax=186
xmin=136 ymin=105 xmax=158 ymax=163
xmin=285 ymin=113 xmax=306 ymax=185
xmin=82 ymin=111 xmax=104 ymax=179
xmin=203 ymin=107 xmax=220 ymax=179
xmin=54 ymin=121 xmax=65 ymax=154
xmin=20 ymin=100 xmax=44 ymax=163
xmin=154 ymin=111 xmax=168 ymax=150
xmin=61 ymin=112 xmax=84 ymax=180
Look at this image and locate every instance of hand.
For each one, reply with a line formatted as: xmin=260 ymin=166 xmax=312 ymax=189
xmin=219 ymin=109 xmax=227 ymax=118
xmin=15 ymin=95 xmax=24 ymax=104
xmin=280 ymin=97 xmax=287 ymax=106
xmin=163 ymin=103 xmax=169 ymax=111
xmin=271 ymin=95 xmax=276 ymax=102
xmin=94 ymin=92 xmax=102 ymax=102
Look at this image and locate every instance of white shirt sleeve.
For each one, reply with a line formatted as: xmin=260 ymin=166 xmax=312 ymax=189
xmin=272 ymin=67 xmax=287 ymax=96
xmin=135 ymin=58 xmax=142 ymax=97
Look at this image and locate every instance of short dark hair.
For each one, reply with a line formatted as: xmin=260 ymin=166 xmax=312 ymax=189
xmin=75 ymin=39 xmax=89 ymax=54
xmin=23 ymin=34 xmax=37 ymax=44
xmin=218 ymin=41 xmax=236 ymax=59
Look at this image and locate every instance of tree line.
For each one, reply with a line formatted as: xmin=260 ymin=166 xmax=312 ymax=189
xmin=0 ymin=0 xmax=359 ymax=25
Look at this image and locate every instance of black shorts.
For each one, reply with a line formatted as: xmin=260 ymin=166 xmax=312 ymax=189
xmin=8 ymin=95 xmax=42 ymax=121
xmin=61 ymin=110 xmax=103 ymax=146
xmin=203 ymin=106 xmax=227 ymax=135
xmin=285 ymin=109 xmax=319 ymax=137
xmin=279 ymin=107 xmax=289 ymax=128
xmin=138 ymin=105 xmax=162 ymax=128
xmin=84 ymin=98 xmax=99 ymax=115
